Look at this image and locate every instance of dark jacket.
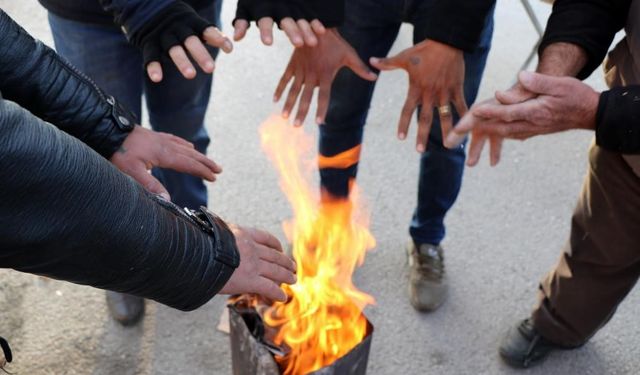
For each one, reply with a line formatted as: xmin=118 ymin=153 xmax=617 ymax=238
xmin=38 ymin=0 xmax=210 ymax=35
xmin=315 ymin=0 xmax=496 ymax=52
xmin=0 ymin=9 xmax=239 ymax=311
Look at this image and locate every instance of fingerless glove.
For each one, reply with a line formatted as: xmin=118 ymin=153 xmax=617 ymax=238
xmin=129 ymin=1 xmax=214 ymax=68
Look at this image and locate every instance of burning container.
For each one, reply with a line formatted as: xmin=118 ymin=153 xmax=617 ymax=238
xmin=228 ymin=297 xmax=373 ymax=375
xmin=239 ymin=117 xmax=377 ymax=375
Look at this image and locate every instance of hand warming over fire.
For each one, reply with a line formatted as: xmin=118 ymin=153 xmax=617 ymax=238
xmin=220 ymin=225 xmax=297 ymax=302
xmin=274 ymin=28 xmax=378 ymax=126
xmin=110 ymin=126 xmax=222 ymax=201
xmin=370 ymin=39 xmax=466 ymax=153
xmin=445 ymin=71 xmax=599 ymax=166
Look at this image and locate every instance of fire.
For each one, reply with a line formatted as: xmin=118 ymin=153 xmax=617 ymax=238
xmin=260 ymin=116 xmax=376 ymax=374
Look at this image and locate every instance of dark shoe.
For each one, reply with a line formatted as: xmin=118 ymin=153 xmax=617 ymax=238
xmin=499 ymin=318 xmax=568 ymax=368
xmin=407 ymin=241 xmax=447 ymax=312
xmin=106 ymin=291 xmax=145 ymax=326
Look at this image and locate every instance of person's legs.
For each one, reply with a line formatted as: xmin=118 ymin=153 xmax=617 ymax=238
xmin=144 ymin=2 xmax=221 ymax=209
xmin=48 ymin=13 xmax=143 ymax=119
xmin=409 ymin=7 xmax=494 ymax=246
xmin=319 ymin=0 xmax=402 ymax=199
xmin=500 ymin=143 xmax=640 ymax=368
xmin=48 ymin=12 xmax=146 ymax=326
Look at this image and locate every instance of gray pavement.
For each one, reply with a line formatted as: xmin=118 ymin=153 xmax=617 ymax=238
xmin=1 ymin=1 xmax=638 ymax=374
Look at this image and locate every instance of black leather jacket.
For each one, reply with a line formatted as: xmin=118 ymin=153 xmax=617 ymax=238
xmin=0 ymin=9 xmax=239 ymax=311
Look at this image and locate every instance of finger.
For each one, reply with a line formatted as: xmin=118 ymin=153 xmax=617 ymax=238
xmin=345 ymin=51 xmax=377 ymax=81
xmin=279 ymin=18 xmax=303 ymax=47
xmin=477 ymin=120 xmax=539 ymax=139
xmin=489 ymin=136 xmax=503 ymax=167
xmin=254 ymin=277 xmax=288 ymax=302
xmin=397 ymin=87 xmax=420 ymax=141
xmin=258 ymin=244 xmax=297 ymax=272
xmin=146 ymin=61 xmax=163 ymax=82
xmin=474 ymin=100 xmax=538 ymax=123
xmin=310 ymin=19 xmax=326 ymax=35
xmin=184 ymin=35 xmax=215 ymax=73
xmin=177 ymin=145 xmax=223 ymax=174
xmin=518 ymin=71 xmax=559 ymax=96
xmin=315 ymin=82 xmax=331 ymax=124
xmin=416 ymin=96 xmax=434 ymax=153
xmin=369 ymin=55 xmax=405 ymax=71
xmin=257 ymin=17 xmax=274 ymax=46
xmin=168 ymin=46 xmax=196 ymax=79
xmin=233 ymin=19 xmax=249 ymax=42
xmin=294 ymin=82 xmax=316 ymax=126
xmin=203 ymin=26 xmax=233 ymax=53
xmin=128 ymin=166 xmax=171 ymax=200
xmin=274 ymin=64 xmax=294 ymax=102
xmin=438 ymin=98 xmax=454 ymax=140
xmin=163 ymin=152 xmax=217 ymax=181
xmin=258 ymin=259 xmax=297 ymax=285
xmin=257 ymin=245 xmax=297 ymax=273
xmin=166 ymin=134 xmax=194 ymax=148
xmin=250 ymin=228 xmax=284 ymax=252
xmin=283 ymin=74 xmax=303 ymax=119
xmin=296 ymin=19 xmax=318 ymax=47
xmin=452 ymin=89 xmax=468 ymax=118
xmin=444 ymin=109 xmax=480 ymax=148
xmin=467 ymin=132 xmax=487 ymax=167
xmin=495 ymin=83 xmax=536 ymax=105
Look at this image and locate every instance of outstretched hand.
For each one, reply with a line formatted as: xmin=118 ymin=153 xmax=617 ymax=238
xmin=233 ymin=0 xmax=326 ymax=47
xmin=274 ymin=28 xmax=378 ymax=126
xmin=220 ymin=226 xmax=297 ymax=302
xmin=110 ymin=126 xmax=222 ymax=200
xmin=370 ymin=39 xmax=466 ymax=153
xmin=445 ymin=71 xmax=599 ymax=166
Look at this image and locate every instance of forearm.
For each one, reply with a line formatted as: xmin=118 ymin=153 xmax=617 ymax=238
xmin=536 ymin=42 xmax=588 ymax=77
xmin=0 ymin=96 xmax=239 ymax=311
xmin=539 ymin=0 xmax=630 ymax=79
xmin=0 ymin=10 xmax=134 ymax=158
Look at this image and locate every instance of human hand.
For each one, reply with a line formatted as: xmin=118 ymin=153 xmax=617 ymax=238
xmin=370 ymin=39 xmax=466 ymax=153
xmin=110 ymin=126 xmax=222 ymax=200
xmin=445 ymin=71 xmax=599 ymax=166
xmin=131 ymin=2 xmax=233 ymax=83
xmin=220 ymin=226 xmax=297 ymax=301
xmin=274 ymin=28 xmax=377 ymax=126
xmin=233 ymin=0 xmax=326 ymax=47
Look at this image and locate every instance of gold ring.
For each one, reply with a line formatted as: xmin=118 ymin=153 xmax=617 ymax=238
xmin=438 ymin=105 xmax=451 ymax=116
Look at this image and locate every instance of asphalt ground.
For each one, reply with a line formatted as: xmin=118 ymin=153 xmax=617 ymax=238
xmin=1 ymin=1 xmax=637 ymax=374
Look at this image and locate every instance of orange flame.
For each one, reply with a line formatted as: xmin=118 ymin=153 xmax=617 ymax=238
xmin=260 ymin=116 xmax=376 ymax=375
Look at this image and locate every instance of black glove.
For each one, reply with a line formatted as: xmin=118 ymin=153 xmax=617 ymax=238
xmin=233 ymin=0 xmax=307 ymax=27
xmin=129 ymin=1 xmax=213 ymax=68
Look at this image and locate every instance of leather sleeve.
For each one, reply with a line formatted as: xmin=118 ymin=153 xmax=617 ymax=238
xmin=0 ymin=95 xmax=239 ymax=311
xmin=0 ymin=10 xmax=136 ymax=159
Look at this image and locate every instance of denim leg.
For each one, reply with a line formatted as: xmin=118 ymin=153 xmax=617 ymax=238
xmin=48 ymin=13 xmax=143 ymax=118
xmin=409 ymin=12 xmax=495 ymax=245
xmin=144 ymin=2 xmax=221 ymax=209
xmin=320 ymin=0 xmax=402 ymax=198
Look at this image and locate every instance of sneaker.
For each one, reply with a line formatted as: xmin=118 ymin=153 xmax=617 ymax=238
xmin=499 ymin=318 xmax=571 ymax=368
xmin=407 ymin=241 xmax=448 ymax=312
xmin=106 ymin=291 xmax=145 ymax=326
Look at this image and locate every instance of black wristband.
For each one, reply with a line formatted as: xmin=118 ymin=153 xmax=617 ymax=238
xmin=595 ymin=86 xmax=640 ymax=154
xmin=129 ymin=2 xmax=213 ymax=68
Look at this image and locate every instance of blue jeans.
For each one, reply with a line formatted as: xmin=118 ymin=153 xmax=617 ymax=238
xmin=47 ymin=2 xmax=221 ymax=209
xmin=319 ymin=0 xmax=494 ymax=245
